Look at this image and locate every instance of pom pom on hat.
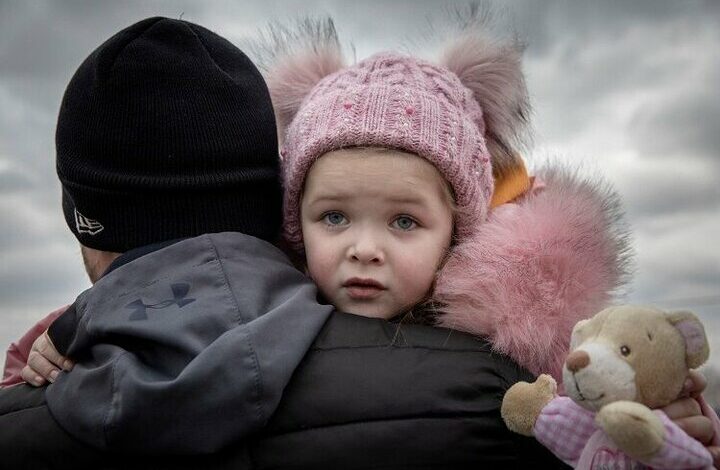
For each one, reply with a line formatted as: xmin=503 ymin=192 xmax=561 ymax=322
xmin=253 ymin=18 xmax=345 ymax=142
xmin=438 ymin=4 xmax=531 ymax=183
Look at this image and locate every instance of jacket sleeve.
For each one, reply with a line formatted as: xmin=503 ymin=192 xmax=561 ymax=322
xmin=1 ymin=306 xmax=69 ymax=388
xmin=43 ymin=234 xmax=333 ymax=455
xmin=46 ymin=303 xmax=83 ymax=356
xmin=642 ymin=411 xmax=713 ymax=469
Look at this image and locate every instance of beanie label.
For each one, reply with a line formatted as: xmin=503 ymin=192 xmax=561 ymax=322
xmin=74 ymin=208 xmax=104 ymax=235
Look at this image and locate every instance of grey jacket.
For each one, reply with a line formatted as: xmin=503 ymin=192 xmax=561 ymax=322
xmin=44 ymin=232 xmax=333 ymax=454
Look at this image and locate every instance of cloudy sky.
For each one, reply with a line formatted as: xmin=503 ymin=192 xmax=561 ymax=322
xmin=1 ymin=1 xmax=718 ymax=371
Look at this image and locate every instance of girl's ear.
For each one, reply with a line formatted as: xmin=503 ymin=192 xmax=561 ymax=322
xmin=253 ymin=18 xmax=346 ymax=145
xmin=438 ymin=7 xmax=531 ymax=183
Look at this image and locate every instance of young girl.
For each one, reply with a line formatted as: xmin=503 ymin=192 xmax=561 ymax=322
xmin=6 ymin=14 xmax=718 ymax=464
xmin=262 ymin=17 xmax=623 ymax=382
xmin=261 ymin=17 xmax=719 ymax=458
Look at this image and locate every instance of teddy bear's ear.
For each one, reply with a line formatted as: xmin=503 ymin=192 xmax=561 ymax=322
xmin=569 ymin=318 xmax=590 ymax=350
xmin=667 ymin=311 xmax=710 ymax=369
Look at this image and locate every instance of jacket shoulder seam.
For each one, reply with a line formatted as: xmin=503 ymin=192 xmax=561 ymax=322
xmin=102 ymin=350 xmax=128 ymax=447
xmin=206 ymin=235 xmax=266 ymax=426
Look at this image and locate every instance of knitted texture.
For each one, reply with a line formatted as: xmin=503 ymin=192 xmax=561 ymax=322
xmin=280 ymin=53 xmax=494 ymax=249
xmin=57 ymin=17 xmax=281 ymax=252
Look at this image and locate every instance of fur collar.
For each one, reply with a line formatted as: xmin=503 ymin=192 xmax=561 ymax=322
xmin=434 ymin=165 xmax=633 ymax=381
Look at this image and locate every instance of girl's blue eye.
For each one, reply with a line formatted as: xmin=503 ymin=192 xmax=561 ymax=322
xmin=323 ymin=212 xmax=347 ymax=226
xmin=392 ymin=216 xmax=416 ymax=231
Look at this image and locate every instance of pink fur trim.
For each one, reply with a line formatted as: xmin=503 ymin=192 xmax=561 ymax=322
xmin=252 ymin=19 xmax=345 ymax=140
xmin=434 ymin=166 xmax=633 ymax=381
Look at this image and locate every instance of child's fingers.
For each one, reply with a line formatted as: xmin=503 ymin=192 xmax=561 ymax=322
xmin=20 ymin=364 xmax=47 ymax=387
xmin=672 ymin=416 xmax=714 ymax=445
xmin=34 ymin=332 xmax=62 ymax=368
xmin=683 ymin=370 xmax=708 ymax=398
xmin=663 ymin=396 xmax=702 ymax=420
xmin=708 ymin=446 xmax=720 ymax=468
xmin=33 ymin=331 xmax=73 ymax=371
xmin=25 ymin=350 xmax=61 ymax=384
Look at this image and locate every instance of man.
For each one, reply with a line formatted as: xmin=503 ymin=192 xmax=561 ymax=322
xmin=0 ymin=15 xmax=333 ymax=457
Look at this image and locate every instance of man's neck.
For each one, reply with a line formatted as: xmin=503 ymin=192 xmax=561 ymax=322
xmin=80 ymin=246 xmax=122 ymax=284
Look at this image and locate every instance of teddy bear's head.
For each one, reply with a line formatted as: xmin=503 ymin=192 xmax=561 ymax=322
xmin=563 ymin=305 xmax=709 ymax=412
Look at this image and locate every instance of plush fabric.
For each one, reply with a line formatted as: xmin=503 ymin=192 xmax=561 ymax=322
xmin=435 ymin=166 xmax=633 ymax=380
xmin=534 ymin=396 xmax=713 ymax=469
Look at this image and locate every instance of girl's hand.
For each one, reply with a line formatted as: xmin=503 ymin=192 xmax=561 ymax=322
xmin=20 ymin=330 xmax=73 ymax=386
xmin=662 ymin=370 xmax=720 ymax=468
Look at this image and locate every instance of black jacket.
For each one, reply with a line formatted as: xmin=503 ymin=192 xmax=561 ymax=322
xmin=0 ymin=312 xmax=565 ymax=469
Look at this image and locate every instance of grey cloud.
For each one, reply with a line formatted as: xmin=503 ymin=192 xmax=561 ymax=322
xmin=0 ymin=196 xmax=66 ymax=249
xmin=630 ymin=220 xmax=720 ymax=307
xmin=0 ymin=165 xmax=36 ymax=193
xmin=621 ymin=171 xmax=720 ymax=221
xmin=630 ymin=90 xmax=720 ymax=162
xmin=519 ymin=0 xmax=719 ymax=56
xmin=0 ymin=1 xmax=208 ymax=80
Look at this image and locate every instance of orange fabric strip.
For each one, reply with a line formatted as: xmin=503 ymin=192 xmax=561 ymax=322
xmin=490 ymin=160 xmax=531 ymax=209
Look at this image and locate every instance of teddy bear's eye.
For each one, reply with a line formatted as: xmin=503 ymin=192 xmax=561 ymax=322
xmin=620 ymin=345 xmax=631 ymax=356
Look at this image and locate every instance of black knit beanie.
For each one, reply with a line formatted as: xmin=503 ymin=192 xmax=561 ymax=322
xmin=56 ymin=17 xmax=281 ymax=252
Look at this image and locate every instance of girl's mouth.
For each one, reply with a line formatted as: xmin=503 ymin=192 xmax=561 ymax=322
xmin=343 ymin=278 xmax=386 ymax=300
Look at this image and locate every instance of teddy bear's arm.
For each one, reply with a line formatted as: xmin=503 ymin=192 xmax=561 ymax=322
xmin=596 ymin=401 xmax=665 ymax=460
xmin=533 ymin=396 xmax=598 ymax=466
xmin=501 ymin=374 xmax=557 ymax=436
xmin=598 ymin=403 xmax=712 ymax=468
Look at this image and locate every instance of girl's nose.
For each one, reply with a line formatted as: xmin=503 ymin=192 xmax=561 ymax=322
xmin=348 ymin=237 xmax=384 ymax=265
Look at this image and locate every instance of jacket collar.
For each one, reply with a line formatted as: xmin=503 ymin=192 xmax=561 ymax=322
xmin=102 ymin=238 xmax=186 ymax=278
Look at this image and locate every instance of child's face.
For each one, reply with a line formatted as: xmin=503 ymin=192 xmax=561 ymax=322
xmin=300 ymin=148 xmax=453 ymax=319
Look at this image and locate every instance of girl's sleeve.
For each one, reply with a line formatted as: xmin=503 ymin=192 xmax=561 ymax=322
xmin=1 ymin=306 xmax=69 ymax=387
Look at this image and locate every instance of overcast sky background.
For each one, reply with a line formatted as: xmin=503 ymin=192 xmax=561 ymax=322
xmin=1 ymin=1 xmax=718 ymax=377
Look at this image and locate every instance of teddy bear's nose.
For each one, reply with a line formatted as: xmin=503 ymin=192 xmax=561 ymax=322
xmin=566 ymin=350 xmax=590 ymax=373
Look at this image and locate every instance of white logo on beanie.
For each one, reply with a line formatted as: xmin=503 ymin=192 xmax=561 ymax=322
xmin=74 ymin=208 xmax=104 ymax=235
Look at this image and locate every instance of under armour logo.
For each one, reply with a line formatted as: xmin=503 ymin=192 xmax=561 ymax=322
xmin=75 ymin=208 xmax=104 ymax=235
xmin=126 ymin=283 xmax=196 ymax=321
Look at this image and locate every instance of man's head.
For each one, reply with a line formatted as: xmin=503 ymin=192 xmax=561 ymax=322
xmin=56 ymin=17 xmax=281 ymax=256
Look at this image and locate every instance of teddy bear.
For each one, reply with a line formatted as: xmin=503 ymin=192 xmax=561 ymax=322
xmin=501 ymin=305 xmax=713 ymax=469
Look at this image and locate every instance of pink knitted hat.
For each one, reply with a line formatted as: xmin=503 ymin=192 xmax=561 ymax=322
xmin=263 ymin=19 xmax=530 ymax=250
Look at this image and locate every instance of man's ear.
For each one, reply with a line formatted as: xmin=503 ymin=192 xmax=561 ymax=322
xmin=666 ymin=311 xmax=710 ymax=369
